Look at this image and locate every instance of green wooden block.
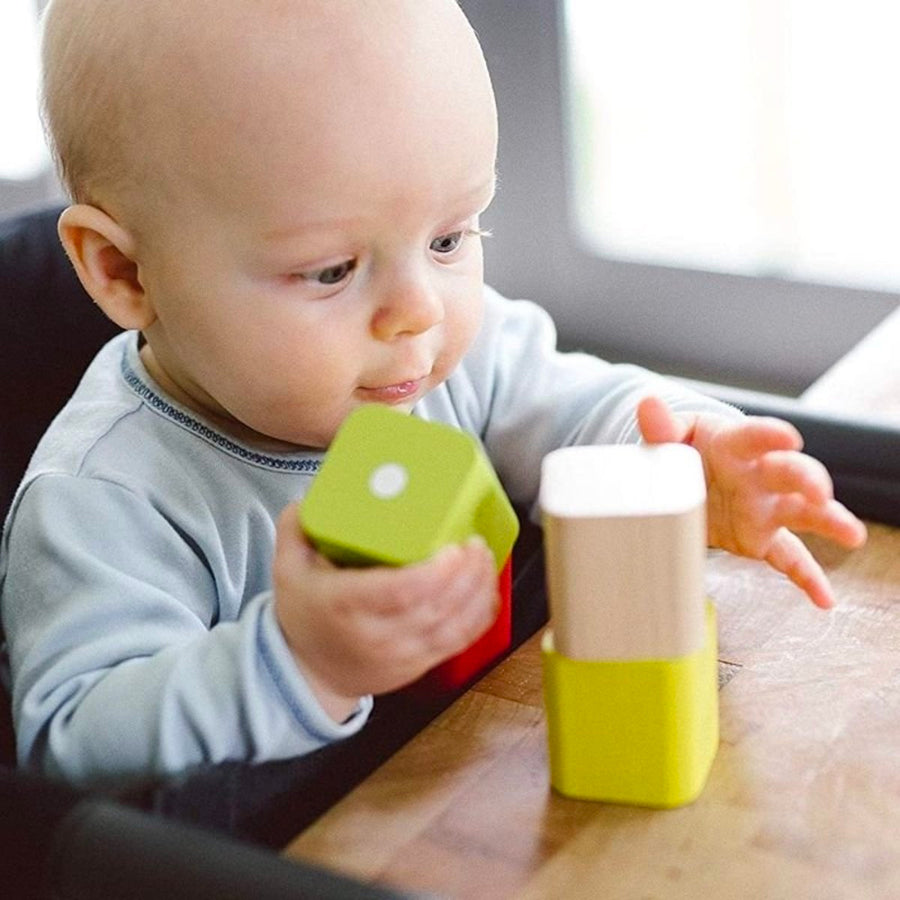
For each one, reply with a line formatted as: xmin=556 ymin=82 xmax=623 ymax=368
xmin=302 ymin=405 xmax=519 ymax=570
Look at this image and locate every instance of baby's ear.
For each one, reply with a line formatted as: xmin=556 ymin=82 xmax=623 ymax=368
xmin=57 ymin=204 xmax=156 ymax=331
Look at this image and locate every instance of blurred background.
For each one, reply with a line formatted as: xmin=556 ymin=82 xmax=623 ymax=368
xmin=3 ymin=0 xmax=898 ymax=395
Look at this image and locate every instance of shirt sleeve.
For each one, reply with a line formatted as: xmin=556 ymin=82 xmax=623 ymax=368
xmin=447 ymin=287 xmax=744 ymax=509
xmin=1 ymin=473 xmax=372 ymax=784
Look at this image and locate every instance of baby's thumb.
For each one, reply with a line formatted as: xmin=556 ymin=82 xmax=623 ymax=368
xmin=274 ymin=501 xmax=321 ymax=571
xmin=637 ymin=395 xmax=689 ymax=444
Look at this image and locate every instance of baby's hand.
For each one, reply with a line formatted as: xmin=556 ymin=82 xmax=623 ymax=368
xmin=272 ymin=503 xmax=499 ymax=722
xmin=638 ymin=396 xmax=867 ymax=609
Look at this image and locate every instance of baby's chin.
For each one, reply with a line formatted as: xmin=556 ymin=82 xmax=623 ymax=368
xmin=352 ymin=398 xmax=418 ymax=420
xmin=272 ymin=393 xmax=430 ymax=451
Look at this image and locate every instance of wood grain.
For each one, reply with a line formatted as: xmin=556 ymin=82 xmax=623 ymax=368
xmin=287 ymin=528 xmax=900 ymax=898
xmin=544 ymin=505 xmax=706 ymax=659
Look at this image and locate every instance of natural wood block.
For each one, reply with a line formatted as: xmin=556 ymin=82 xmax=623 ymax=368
xmin=540 ymin=444 xmax=707 ymax=660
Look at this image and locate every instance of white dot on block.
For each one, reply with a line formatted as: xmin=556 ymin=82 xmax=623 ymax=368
xmin=369 ymin=462 xmax=409 ymax=500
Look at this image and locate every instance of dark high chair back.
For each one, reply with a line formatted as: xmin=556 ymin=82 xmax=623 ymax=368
xmin=1 ymin=206 xmax=121 ymax=514
xmin=1 ymin=206 xmax=120 ymax=766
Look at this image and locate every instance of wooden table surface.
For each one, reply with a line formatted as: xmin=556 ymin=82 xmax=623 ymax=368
xmin=286 ymin=311 xmax=900 ymax=899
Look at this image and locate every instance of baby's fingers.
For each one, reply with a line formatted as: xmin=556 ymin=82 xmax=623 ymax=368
xmin=416 ymin=539 xmax=499 ymax=651
xmin=637 ymin=395 xmax=693 ymax=444
xmin=360 ymin=538 xmax=494 ymax=619
xmin=759 ymin=451 xmax=832 ymax=504
xmin=721 ymin=417 xmax=803 ymax=460
xmin=770 ymin=493 xmax=868 ymax=548
xmin=764 ymin=529 xmax=835 ymax=609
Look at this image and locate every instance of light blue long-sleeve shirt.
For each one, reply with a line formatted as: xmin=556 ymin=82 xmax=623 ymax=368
xmin=0 ymin=287 xmax=738 ymax=783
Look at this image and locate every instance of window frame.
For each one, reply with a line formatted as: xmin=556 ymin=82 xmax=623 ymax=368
xmin=460 ymin=0 xmax=898 ymax=394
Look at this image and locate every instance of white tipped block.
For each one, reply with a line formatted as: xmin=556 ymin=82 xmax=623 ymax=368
xmin=540 ymin=444 xmax=707 ymax=661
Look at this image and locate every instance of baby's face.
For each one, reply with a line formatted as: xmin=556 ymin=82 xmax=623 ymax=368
xmin=134 ymin=0 xmax=497 ymax=450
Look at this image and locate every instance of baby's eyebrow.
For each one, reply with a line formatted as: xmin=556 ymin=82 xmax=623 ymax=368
xmin=260 ymin=174 xmax=497 ymax=243
xmin=468 ymin=173 xmax=498 ymax=208
xmin=438 ymin=175 xmax=496 ymax=223
xmin=261 ymin=217 xmax=360 ymax=243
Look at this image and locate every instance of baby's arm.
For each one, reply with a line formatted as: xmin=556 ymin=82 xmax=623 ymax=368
xmin=637 ymin=396 xmax=867 ymax=608
xmin=436 ymin=290 xmax=754 ymax=509
xmin=3 ymin=476 xmax=371 ymax=781
xmin=272 ymin=504 xmax=499 ymax=722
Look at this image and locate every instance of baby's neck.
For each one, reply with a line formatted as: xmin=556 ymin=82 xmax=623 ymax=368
xmin=138 ymin=341 xmax=309 ymax=455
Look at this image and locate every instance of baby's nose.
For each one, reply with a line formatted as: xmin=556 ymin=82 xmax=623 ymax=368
xmin=371 ymin=279 xmax=444 ymax=340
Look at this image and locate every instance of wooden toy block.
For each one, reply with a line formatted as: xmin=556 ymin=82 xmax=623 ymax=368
xmin=302 ymin=404 xmax=520 ymax=690
xmin=538 ymin=443 xmax=718 ymax=807
xmin=542 ymin=603 xmax=719 ymax=807
xmin=303 ymin=405 xmax=518 ymax=570
xmin=540 ymin=444 xmax=707 ymax=660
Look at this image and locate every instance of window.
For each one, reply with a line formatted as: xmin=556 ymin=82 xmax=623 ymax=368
xmin=0 ymin=1 xmax=48 ymax=181
xmin=565 ymin=0 xmax=900 ymax=295
xmin=460 ymin=0 xmax=898 ymax=395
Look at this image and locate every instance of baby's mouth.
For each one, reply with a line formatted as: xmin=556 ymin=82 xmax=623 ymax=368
xmin=357 ymin=376 xmax=427 ymax=404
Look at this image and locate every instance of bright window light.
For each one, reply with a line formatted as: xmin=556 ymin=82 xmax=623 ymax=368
xmin=0 ymin=1 xmax=49 ymax=181
xmin=564 ymin=0 xmax=900 ymax=293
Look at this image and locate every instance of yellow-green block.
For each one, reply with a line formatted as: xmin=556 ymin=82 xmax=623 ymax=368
xmin=302 ymin=405 xmax=518 ymax=571
xmin=542 ymin=602 xmax=719 ymax=808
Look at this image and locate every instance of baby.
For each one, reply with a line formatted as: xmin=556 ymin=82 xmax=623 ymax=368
xmin=0 ymin=0 xmax=865 ymax=782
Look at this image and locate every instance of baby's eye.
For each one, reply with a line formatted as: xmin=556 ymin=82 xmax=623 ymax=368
xmin=430 ymin=231 xmax=464 ymax=255
xmin=302 ymin=259 xmax=356 ymax=285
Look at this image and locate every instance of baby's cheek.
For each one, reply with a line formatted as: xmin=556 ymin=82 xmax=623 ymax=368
xmin=444 ymin=300 xmax=483 ymax=366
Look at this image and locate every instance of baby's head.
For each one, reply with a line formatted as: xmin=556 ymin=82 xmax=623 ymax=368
xmin=42 ymin=0 xmax=498 ymax=449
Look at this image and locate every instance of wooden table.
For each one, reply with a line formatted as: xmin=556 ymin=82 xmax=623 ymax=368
xmin=286 ymin=312 xmax=900 ymax=899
